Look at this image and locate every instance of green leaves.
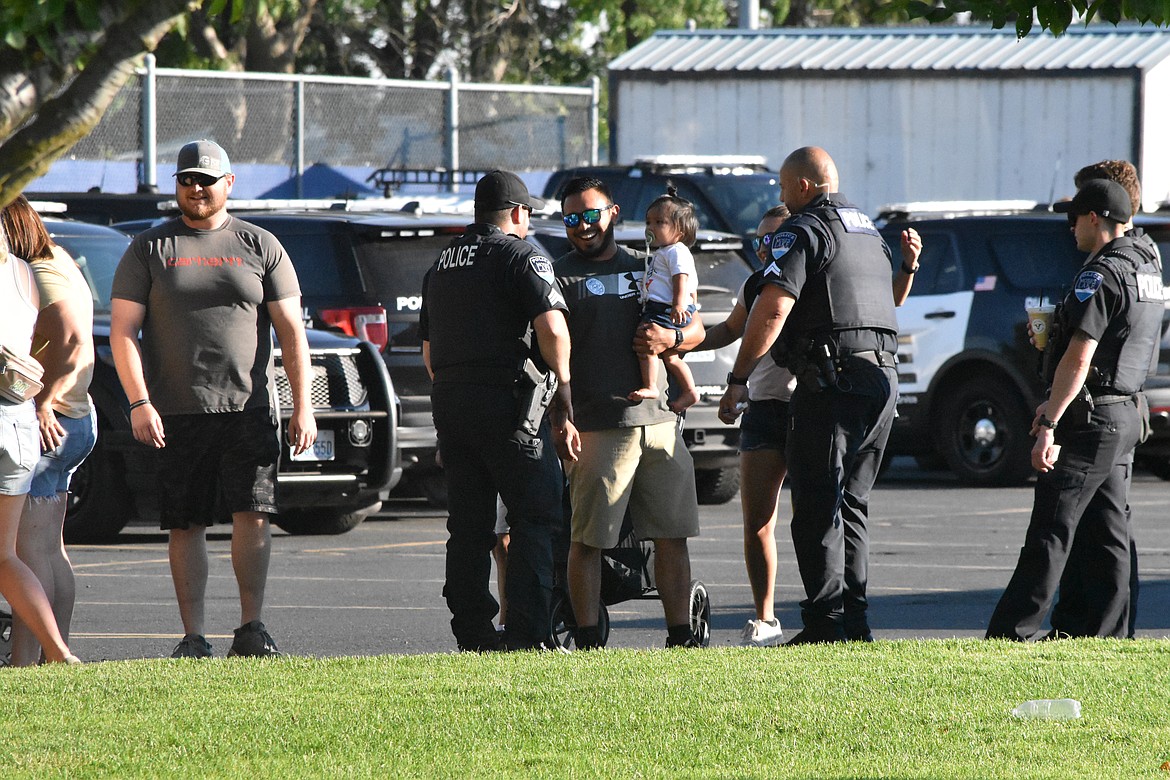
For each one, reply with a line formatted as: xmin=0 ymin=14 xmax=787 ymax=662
xmin=894 ymin=0 xmax=1170 ymax=34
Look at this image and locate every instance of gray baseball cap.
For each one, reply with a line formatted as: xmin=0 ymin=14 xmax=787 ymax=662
xmin=174 ymin=140 xmax=232 ymax=178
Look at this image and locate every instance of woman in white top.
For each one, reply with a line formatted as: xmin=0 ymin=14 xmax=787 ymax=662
xmin=0 ymin=217 xmax=79 ymax=664
xmin=5 ymin=196 xmax=96 ymax=666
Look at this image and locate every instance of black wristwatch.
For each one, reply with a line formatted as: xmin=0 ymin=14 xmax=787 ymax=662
xmin=726 ymin=372 xmax=749 ymax=386
xmin=674 ymin=329 xmax=685 ymax=348
xmin=901 ymin=260 xmax=919 ymax=275
xmin=1037 ymin=414 xmax=1058 ymax=430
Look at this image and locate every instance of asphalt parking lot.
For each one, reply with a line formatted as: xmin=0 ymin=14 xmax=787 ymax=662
xmin=26 ymin=459 xmax=1170 ymax=662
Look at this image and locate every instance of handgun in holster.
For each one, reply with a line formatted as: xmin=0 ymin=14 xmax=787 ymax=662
xmin=794 ymin=342 xmax=838 ymax=393
xmin=511 ymin=358 xmax=558 ymax=460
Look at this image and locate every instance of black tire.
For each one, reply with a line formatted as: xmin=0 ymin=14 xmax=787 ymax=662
xmin=548 ymin=592 xmax=610 ymax=650
xmin=417 ymin=472 xmax=448 ymax=509
xmin=63 ymin=419 xmax=132 ymax=544
xmin=273 ymin=502 xmax=379 ymax=535
xmin=689 ymin=579 xmax=711 ymax=647
xmin=934 ymin=376 xmax=1034 ymax=486
xmin=1137 ymin=456 xmax=1170 ymax=481
xmin=694 ymin=466 xmax=740 ymax=505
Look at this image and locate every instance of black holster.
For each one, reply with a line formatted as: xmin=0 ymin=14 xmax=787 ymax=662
xmin=510 ymin=358 xmax=557 ymax=460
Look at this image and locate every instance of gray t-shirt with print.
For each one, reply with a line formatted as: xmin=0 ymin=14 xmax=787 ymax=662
xmin=111 ymin=215 xmax=301 ymax=415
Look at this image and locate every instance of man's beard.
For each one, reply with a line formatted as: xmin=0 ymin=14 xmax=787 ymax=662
xmin=570 ymin=220 xmax=616 ymax=259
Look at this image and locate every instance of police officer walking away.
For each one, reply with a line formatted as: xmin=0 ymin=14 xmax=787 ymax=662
xmin=986 ymin=179 xmax=1163 ymax=641
xmin=419 ymin=170 xmax=572 ymax=652
xmin=724 ymin=147 xmax=899 ymax=644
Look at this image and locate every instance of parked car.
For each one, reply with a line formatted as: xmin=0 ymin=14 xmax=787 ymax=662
xmin=40 ymin=215 xmax=399 ymax=542
xmin=528 ymin=218 xmax=752 ymax=504
xmin=542 ymin=157 xmax=780 ymax=267
xmin=877 ymin=205 xmax=1170 ymax=485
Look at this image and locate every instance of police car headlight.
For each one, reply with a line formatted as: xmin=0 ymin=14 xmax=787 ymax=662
xmin=348 ymin=419 xmax=372 ymax=447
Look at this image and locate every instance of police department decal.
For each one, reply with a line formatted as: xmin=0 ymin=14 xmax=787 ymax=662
xmin=585 ymin=277 xmax=606 ymax=296
xmin=529 ymin=255 xmax=554 ymax=283
xmin=770 ymin=232 xmax=797 ymax=260
xmin=1074 ymin=271 xmax=1104 ymax=302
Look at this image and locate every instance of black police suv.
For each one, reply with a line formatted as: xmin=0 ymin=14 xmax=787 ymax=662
xmin=543 ymin=157 xmax=780 ymax=266
xmin=42 ymin=215 xmax=399 ymax=542
xmin=878 ymin=208 xmax=1170 ymax=486
xmin=528 ymin=218 xmax=753 ymax=504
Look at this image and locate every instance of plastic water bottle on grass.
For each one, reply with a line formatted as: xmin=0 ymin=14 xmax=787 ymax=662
xmin=1011 ymin=699 xmax=1082 ymax=720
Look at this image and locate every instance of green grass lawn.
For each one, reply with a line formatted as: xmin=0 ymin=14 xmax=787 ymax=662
xmin=2 ymin=640 xmax=1168 ymax=778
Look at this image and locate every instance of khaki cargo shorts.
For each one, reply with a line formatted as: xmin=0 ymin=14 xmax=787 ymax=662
xmin=566 ymin=420 xmax=700 ymax=549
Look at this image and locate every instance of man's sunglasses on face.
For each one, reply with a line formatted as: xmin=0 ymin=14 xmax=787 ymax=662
xmin=562 ymin=204 xmax=614 ymax=228
xmin=177 ymin=173 xmax=226 ymax=188
xmin=752 ymin=233 xmax=775 ymax=252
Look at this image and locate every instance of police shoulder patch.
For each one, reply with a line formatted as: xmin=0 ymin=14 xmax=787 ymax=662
xmin=529 ymin=255 xmax=554 ymax=283
xmin=770 ymin=232 xmax=798 ymax=260
xmin=1074 ymin=270 xmax=1104 ymax=302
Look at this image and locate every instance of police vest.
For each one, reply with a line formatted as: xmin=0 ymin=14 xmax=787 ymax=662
xmin=783 ymin=199 xmax=900 ymax=349
xmin=425 ymin=225 xmax=540 ymax=385
xmin=1047 ymin=235 xmax=1163 ymax=394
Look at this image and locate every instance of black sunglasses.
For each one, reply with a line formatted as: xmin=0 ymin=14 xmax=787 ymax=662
xmin=562 ymin=204 xmax=614 ymax=228
xmin=176 ymin=172 xmax=226 ymax=188
xmin=752 ymin=233 xmax=775 ymax=252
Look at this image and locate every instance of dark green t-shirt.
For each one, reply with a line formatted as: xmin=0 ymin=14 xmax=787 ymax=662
xmin=111 ymin=215 xmax=301 ymax=415
xmin=555 ymin=246 xmax=673 ymax=431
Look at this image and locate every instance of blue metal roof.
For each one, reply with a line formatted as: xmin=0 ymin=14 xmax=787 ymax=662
xmin=609 ymin=26 xmax=1170 ymax=74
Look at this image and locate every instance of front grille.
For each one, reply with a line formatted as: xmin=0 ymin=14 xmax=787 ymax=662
xmin=275 ymin=349 xmax=368 ymax=410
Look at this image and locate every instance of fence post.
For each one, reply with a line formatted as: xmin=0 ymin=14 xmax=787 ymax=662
xmin=140 ymin=54 xmax=157 ymax=190
xmin=295 ymin=78 xmax=306 ymax=198
xmin=590 ymin=76 xmax=600 ymax=166
xmin=446 ymin=66 xmax=459 ymax=193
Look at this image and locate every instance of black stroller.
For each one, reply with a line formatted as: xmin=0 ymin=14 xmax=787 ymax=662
xmin=547 ymin=510 xmax=711 ymax=649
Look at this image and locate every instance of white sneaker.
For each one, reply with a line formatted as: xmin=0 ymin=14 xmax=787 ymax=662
xmin=740 ymin=618 xmax=784 ymax=647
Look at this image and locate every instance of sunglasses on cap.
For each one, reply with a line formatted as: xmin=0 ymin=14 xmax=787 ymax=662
xmin=176 ymin=173 xmax=226 ymax=188
xmin=752 ymin=233 xmax=776 ymax=252
xmin=562 ymin=204 xmax=615 ymax=228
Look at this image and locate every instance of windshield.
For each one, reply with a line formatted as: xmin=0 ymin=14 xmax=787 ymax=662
xmin=49 ymin=230 xmax=131 ymax=314
xmin=694 ymin=174 xmax=781 ymax=237
xmin=693 ymin=245 xmax=753 ymax=314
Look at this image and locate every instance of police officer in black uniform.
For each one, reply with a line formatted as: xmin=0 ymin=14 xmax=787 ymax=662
xmin=986 ymin=179 xmax=1163 ymax=641
xmin=419 ymin=170 xmax=572 ymax=651
xmin=721 ymin=147 xmax=899 ymax=644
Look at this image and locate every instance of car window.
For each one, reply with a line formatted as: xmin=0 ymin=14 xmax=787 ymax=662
xmin=685 ymin=175 xmax=780 ymax=237
xmin=693 ymin=245 xmax=752 ymax=313
xmin=267 ymin=230 xmax=349 ymax=298
xmin=884 ymin=230 xmax=964 ymax=297
xmin=49 ymin=231 xmax=131 ymax=313
xmin=353 ymin=231 xmax=461 ymax=351
xmin=989 ymin=230 xmax=1081 ymax=294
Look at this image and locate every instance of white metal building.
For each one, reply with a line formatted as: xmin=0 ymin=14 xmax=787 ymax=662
xmin=608 ymin=26 xmax=1170 ymax=214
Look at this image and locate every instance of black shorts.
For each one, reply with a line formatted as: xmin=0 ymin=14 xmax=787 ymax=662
xmin=158 ymin=408 xmax=280 ymax=530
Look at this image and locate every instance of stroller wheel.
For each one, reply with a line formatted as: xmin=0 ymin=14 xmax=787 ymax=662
xmin=548 ymin=592 xmax=610 ymax=650
xmin=0 ymin=609 xmax=11 ymax=666
xmin=688 ymin=580 xmax=711 ymax=647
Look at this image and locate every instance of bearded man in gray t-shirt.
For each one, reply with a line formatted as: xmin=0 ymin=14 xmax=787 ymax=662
xmin=110 ymin=140 xmax=316 ymax=659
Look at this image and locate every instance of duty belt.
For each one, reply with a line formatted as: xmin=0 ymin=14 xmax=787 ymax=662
xmin=837 ymin=350 xmax=898 ymax=371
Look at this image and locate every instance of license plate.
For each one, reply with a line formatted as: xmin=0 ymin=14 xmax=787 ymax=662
xmin=291 ymin=430 xmax=335 ymax=462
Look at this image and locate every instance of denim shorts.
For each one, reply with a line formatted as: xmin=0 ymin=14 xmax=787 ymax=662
xmin=29 ymin=410 xmax=97 ymax=498
xmin=739 ymin=399 xmax=790 ymax=453
xmin=0 ymin=400 xmax=39 ymax=496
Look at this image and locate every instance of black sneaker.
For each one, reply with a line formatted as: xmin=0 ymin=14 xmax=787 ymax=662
xmin=228 ymin=621 xmax=281 ymax=657
xmin=171 ymin=634 xmax=213 ymax=659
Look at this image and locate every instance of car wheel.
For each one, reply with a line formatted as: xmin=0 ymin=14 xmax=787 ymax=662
xmin=934 ymin=376 xmax=1034 ymax=486
xmin=1137 ymin=456 xmax=1170 ymax=481
xmin=63 ymin=418 xmax=132 ymax=544
xmin=273 ymin=502 xmax=379 ymax=535
xmin=417 ymin=472 xmax=448 ymax=509
xmin=694 ymin=466 xmax=740 ymax=505
xmin=548 ymin=592 xmax=610 ymax=649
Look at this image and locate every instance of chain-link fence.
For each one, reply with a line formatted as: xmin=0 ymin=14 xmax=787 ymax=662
xmin=63 ymin=57 xmax=598 ymax=195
